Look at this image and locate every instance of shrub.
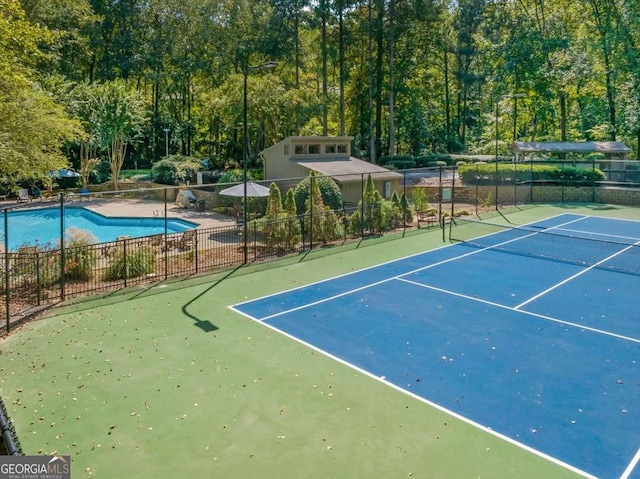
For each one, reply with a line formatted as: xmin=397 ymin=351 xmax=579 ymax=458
xmin=399 ymin=192 xmax=413 ymax=223
xmin=379 ymin=155 xmax=415 ymax=169
xmin=387 ymin=159 xmax=416 ymax=170
xmin=458 ymin=163 xmax=605 ymax=185
xmin=151 ymin=155 xmax=203 ymax=185
xmin=63 ymin=228 xmax=98 ymax=281
xmin=294 ymin=174 xmax=343 ymax=214
xmin=415 ymin=154 xmax=454 ymax=167
xmin=151 ymin=159 xmax=177 ymax=185
xmin=90 ymin=160 xmax=112 ymax=184
xmin=103 ymin=245 xmax=156 ymax=280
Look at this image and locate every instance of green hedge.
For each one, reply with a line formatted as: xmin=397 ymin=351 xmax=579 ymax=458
xmin=458 ymin=164 xmax=605 ymax=185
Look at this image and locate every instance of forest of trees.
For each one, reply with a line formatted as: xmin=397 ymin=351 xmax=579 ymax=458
xmin=1 ymin=0 xmax=639 ymax=184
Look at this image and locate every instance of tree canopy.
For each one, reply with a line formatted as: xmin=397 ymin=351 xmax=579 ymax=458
xmin=1 ymin=0 xmax=638 ymax=187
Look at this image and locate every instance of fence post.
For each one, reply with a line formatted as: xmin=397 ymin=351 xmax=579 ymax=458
xmin=123 ymin=239 xmax=128 ymax=288
xmin=164 ymin=188 xmax=168 ymax=280
xmin=60 ymin=193 xmax=65 ymax=301
xmin=308 ymin=177 xmax=314 ymax=250
xmin=475 ymin=163 xmax=479 ymax=215
xmin=360 ymin=174 xmax=365 ymax=238
xmin=494 ymin=160 xmax=499 ymax=210
xmin=36 ymin=252 xmax=41 ymax=306
xmin=4 ymin=209 xmax=9 ymax=333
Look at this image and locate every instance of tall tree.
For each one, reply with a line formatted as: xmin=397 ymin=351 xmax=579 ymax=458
xmin=0 ymin=0 xmax=82 ymax=182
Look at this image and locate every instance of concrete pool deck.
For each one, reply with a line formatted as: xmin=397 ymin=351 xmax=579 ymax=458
xmin=71 ymin=198 xmax=237 ymax=229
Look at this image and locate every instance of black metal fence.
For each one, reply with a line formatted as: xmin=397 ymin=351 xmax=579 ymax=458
xmin=2 ymin=161 xmax=638 ymax=333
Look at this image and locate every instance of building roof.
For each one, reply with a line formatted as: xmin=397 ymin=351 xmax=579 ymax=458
xmin=509 ymin=141 xmax=632 ymax=154
xmin=292 ymin=157 xmax=402 ymax=183
xmin=261 ymin=135 xmax=354 ymax=156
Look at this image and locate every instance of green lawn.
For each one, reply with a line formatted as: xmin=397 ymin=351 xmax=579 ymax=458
xmin=3 ymin=204 xmax=636 ymax=478
xmin=118 ymin=169 xmax=152 ymax=181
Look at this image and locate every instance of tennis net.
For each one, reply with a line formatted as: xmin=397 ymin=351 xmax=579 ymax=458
xmin=449 ymin=217 xmax=640 ymax=276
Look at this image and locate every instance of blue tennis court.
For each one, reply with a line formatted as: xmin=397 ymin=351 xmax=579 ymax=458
xmin=232 ymin=213 xmax=640 ymax=479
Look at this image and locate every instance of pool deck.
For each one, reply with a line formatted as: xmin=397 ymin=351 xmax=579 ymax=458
xmin=72 ymin=198 xmax=236 ymax=229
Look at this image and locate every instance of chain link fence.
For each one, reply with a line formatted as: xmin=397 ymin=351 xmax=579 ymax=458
xmin=2 ymin=161 xmax=639 ymax=333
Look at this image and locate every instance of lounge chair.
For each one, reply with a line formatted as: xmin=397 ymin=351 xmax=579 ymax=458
xmin=17 ymin=189 xmax=31 ymax=202
xmin=177 ymin=190 xmax=197 ymax=208
xmin=168 ymin=229 xmax=197 ymax=250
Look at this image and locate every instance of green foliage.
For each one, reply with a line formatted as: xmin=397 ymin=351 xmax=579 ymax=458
xmin=103 ymin=245 xmax=156 ymax=280
xmin=91 ymin=160 xmax=112 ymax=184
xmin=294 ymin=173 xmax=343 ymax=214
xmin=301 ymin=173 xmax=343 ymax=242
xmin=63 ymin=227 xmax=98 ymax=280
xmin=399 ymin=192 xmax=413 ymax=223
xmin=262 ymin=183 xmax=287 ymax=251
xmin=4 ymin=0 xmax=640 ymax=176
xmin=151 ymin=155 xmax=201 ymax=185
xmin=415 ymin=155 xmax=454 ymax=167
xmin=379 ymin=155 xmax=417 ymax=169
xmin=458 ymin=164 xmax=606 ymax=185
xmin=411 ymin=187 xmax=429 ymax=214
xmin=0 ymin=0 xmax=82 ymax=182
xmin=349 ymin=174 xmax=389 ymax=234
xmin=151 ymin=159 xmax=177 ymax=185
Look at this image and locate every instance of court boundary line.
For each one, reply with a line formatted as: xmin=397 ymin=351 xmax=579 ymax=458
xmin=396 ymin=277 xmax=640 ymax=344
xmin=245 ymin=215 xmax=589 ymax=322
xmin=231 ymin=306 xmax=598 ymax=479
xmin=620 ymin=448 xmax=640 ymax=479
xmin=554 ymin=226 xmax=640 ymax=243
xmin=514 ymin=239 xmax=640 ymax=309
xmin=232 ymin=213 xmax=580 ymax=310
xmin=228 ymin=214 xmax=640 ymax=479
xmin=252 ymin=217 xmax=640 ymax=346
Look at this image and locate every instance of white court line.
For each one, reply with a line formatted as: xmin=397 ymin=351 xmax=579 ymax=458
xmin=231 ymin=213 xmax=580 ymax=310
xmin=556 ymin=226 xmax=640 ymax=242
xmin=397 ymin=277 xmax=640 ymax=344
xmin=253 ymin=215 xmax=589 ymax=322
xmin=620 ymin=448 xmax=640 ymax=479
xmin=232 ymin=306 xmax=598 ymax=479
xmin=515 ymin=240 xmax=640 ymax=310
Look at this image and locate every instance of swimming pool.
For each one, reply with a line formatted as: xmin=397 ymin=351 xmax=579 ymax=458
xmin=2 ymin=207 xmax=198 ymax=251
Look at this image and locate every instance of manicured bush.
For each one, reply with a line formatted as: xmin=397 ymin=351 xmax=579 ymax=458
xmin=151 ymin=155 xmax=203 ymax=185
xmin=151 ymin=159 xmax=177 ymax=185
xmin=294 ymin=174 xmax=343 ymax=214
xmin=457 ymin=163 xmax=605 ymax=185
xmin=415 ymin=154 xmax=454 ymax=167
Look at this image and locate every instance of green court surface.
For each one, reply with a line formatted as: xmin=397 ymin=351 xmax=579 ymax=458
xmin=1 ymin=204 xmax=637 ymax=478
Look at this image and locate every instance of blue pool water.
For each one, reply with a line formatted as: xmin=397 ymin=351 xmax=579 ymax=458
xmin=2 ymin=207 xmax=198 ymax=250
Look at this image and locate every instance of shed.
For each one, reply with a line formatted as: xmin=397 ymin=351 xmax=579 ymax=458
xmin=261 ymin=136 xmax=402 ymax=204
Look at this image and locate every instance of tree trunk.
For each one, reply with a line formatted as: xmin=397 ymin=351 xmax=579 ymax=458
xmin=375 ymin=0 xmax=384 ymax=159
xmin=388 ymin=0 xmax=395 ymax=157
xmin=368 ymin=0 xmax=375 ymax=163
xmin=321 ymin=0 xmax=328 ymax=136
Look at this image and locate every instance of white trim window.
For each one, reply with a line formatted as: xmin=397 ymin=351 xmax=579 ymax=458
xmin=325 ymin=144 xmax=336 ymax=154
xmin=337 ymin=143 xmax=348 ymax=154
xmin=294 ymin=144 xmax=307 ymax=155
xmin=309 ymin=144 xmax=321 ymax=154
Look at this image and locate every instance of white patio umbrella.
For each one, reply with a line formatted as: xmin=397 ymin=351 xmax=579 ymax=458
xmin=219 ymin=181 xmax=270 ymax=198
